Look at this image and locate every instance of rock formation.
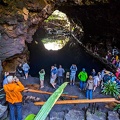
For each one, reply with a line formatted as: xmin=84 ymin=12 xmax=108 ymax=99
xmin=0 ymin=0 xmax=120 ymax=72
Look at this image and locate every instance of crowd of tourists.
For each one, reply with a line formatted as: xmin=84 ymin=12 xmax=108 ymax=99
xmin=48 ymin=64 xmax=120 ymax=100
xmin=105 ymin=49 xmax=120 ymax=68
xmin=2 ymin=61 xmax=120 ymax=120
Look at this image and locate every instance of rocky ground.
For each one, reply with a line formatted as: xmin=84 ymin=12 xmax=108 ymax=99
xmin=0 ymin=75 xmax=120 ymax=120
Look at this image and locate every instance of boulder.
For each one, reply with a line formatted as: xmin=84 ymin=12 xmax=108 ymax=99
xmin=65 ymin=110 xmax=84 ymax=120
xmin=86 ymin=109 xmax=106 ymax=120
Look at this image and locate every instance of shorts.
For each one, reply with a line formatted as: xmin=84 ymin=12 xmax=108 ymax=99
xmin=50 ymin=78 xmax=55 ymax=84
xmin=70 ymin=75 xmax=75 ymax=81
xmin=50 ymin=74 xmax=56 ymax=84
xmin=24 ymin=71 xmax=29 ymax=74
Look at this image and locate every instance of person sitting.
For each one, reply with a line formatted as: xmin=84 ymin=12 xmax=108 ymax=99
xmin=103 ymin=71 xmax=112 ymax=83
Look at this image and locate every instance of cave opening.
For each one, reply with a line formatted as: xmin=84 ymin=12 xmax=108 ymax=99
xmin=28 ymin=10 xmax=105 ymax=77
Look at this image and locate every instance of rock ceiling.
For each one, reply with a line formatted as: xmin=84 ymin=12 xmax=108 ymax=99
xmin=0 ymin=0 xmax=120 ymax=61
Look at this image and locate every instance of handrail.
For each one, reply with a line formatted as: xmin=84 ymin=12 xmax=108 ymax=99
xmin=34 ymin=98 xmax=120 ymax=106
xmin=24 ymin=88 xmax=79 ymax=99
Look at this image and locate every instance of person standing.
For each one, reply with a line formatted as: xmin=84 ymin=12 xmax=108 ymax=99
xmin=57 ymin=65 xmax=65 ymax=85
xmin=39 ymin=69 xmax=45 ymax=88
xmin=3 ymin=76 xmax=25 ymax=120
xmin=50 ymin=66 xmax=57 ymax=88
xmin=70 ymin=64 xmax=77 ymax=85
xmin=22 ymin=62 xmax=30 ymax=79
xmin=16 ymin=63 xmax=24 ymax=77
xmin=86 ymin=75 xmax=94 ymax=99
xmin=93 ymin=75 xmax=100 ymax=91
xmin=91 ymin=69 xmax=96 ymax=77
xmin=2 ymin=72 xmax=10 ymax=86
xmin=78 ymin=68 xmax=88 ymax=90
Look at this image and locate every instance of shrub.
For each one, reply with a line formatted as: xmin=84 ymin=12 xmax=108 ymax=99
xmin=113 ymin=104 xmax=120 ymax=111
xmin=102 ymin=81 xmax=120 ymax=98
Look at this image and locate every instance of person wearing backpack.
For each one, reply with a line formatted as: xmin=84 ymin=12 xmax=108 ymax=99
xmin=86 ymin=75 xmax=94 ymax=99
xmin=78 ymin=68 xmax=88 ymax=90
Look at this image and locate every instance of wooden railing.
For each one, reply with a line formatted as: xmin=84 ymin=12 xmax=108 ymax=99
xmin=34 ymin=98 xmax=120 ymax=106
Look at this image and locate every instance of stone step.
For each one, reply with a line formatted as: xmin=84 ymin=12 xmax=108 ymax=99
xmin=108 ymin=111 xmax=119 ymax=120
xmin=48 ymin=109 xmax=120 ymax=120
xmin=86 ymin=109 xmax=106 ymax=120
xmin=49 ymin=110 xmax=84 ymax=120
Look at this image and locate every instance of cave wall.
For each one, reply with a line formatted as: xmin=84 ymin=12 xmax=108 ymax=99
xmin=0 ymin=0 xmax=120 ymax=72
xmin=57 ymin=0 xmax=120 ymax=47
xmin=0 ymin=0 xmax=55 ymax=72
xmin=0 ymin=0 xmax=54 ymax=61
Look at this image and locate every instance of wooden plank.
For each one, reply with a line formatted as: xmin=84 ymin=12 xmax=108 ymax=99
xmin=34 ymin=98 xmax=120 ymax=106
xmin=24 ymin=89 xmax=78 ymax=98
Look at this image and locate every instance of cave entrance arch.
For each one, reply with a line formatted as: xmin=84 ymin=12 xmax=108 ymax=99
xmin=28 ymin=10 xmax=104 ymax=77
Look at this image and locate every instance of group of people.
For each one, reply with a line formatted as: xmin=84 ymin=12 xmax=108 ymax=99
xmin=49 ymin=64 xmax=65 ymax=89
xmin=33 ymin=62 xmax=120 ymax=100
xmin=16 ymin=62 xmax=30 ymax=80
xmin=106 ymin=50 xmax=120 ymax=68
xmin=2 ymin=61 xmax=120 ymax=120
xmin=1 ymin=62 xmax=30 ymax=120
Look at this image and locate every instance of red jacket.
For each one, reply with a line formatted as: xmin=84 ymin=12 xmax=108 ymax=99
xmin=4 ymin=81 xmax=24 ymax=104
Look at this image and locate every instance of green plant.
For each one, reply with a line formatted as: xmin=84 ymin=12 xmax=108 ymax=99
xmin=25 ymin=82 xmax=68 ymax=120
xmin=113 ymin=104 xmax=120 ymax=111
xmin=102 ymin=81 xmax=120 ymax=98
xmin=25 ymin=114 xmax=35 ymax=120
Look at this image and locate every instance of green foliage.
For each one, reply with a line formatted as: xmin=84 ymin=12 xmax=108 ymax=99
xmin=44 ymin=15 xmax=58 ymax=22
xmin=113 ymin=104 xmax=120 ymax=111
xmin=25 ymin=82 xmax=68 ymax=120
xmin=102 ymin=81 xmax=120 ymax=98
xmin=34 ymin=82 xmax=68 ymax=120
xmin=25 ymin=114 xmax=35 ymax=120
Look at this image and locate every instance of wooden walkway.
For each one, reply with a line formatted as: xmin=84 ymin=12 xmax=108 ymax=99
xmin=34 ymin=98 xmax=120 ymax=105
xmin=24 ymin=89 xmax=79 ymax=99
